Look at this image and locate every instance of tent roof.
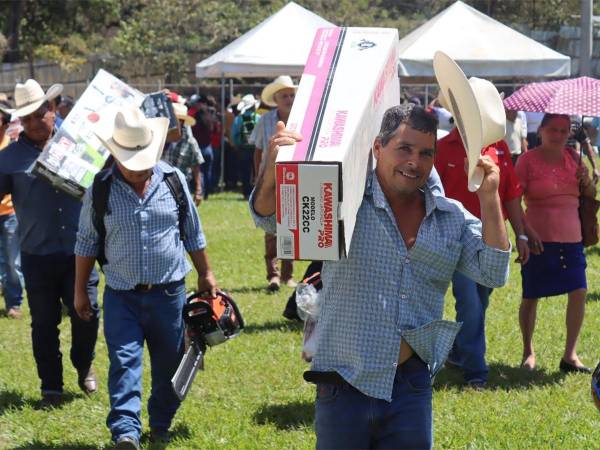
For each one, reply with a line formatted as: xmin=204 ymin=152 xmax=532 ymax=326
xmin=398 ymin=1 xmax=571 ymax=78
xmin=195 ymin=2 xmax=334 ymax=78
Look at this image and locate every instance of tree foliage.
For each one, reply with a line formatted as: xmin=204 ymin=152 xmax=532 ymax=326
xmin=0 ymin=0 xmax=588 ymax=81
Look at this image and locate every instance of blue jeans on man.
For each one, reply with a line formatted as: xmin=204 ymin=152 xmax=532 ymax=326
xmin=21 ymin=252 xmax=99 ymax=393
xmin=315 ymin=356 xmax=432 ymax=450
xmin=0 ymin=214 xmax=23 ymax=310
xmin=103 ymin=280 xmax=186 ymax=443
xmin=448 ymin=271 xmax=493 ymax=383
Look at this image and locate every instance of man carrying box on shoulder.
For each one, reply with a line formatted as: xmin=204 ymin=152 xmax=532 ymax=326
xmin=250 ymin=97 xmax=510 ymax=447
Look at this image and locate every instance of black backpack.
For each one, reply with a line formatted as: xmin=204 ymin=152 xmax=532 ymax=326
xmin=91 ymin=168 xmax=188 ymax=267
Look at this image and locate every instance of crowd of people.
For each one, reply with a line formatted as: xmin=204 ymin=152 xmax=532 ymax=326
xmin=0 ymin=69 xmax=598 ymax=450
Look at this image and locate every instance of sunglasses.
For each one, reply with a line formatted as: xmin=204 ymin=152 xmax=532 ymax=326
xmin=592 ymin=361 xmax=600 ymax=410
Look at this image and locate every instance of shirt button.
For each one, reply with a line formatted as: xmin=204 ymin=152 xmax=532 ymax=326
xmin=143 ymin=246 xmax=147 ymax=250
xmin=392 ymin=362 xmax=398 ymax=367
xmin=401 ymin=294 xmax=407 ymax=299
xmin=61 ymin=225 xmax=65 ymax=230
xmin=55 ymin=190 xmax=59 ymax=194
xmin=562 ymin=265 xmax=567 ymax=269
xmin=58 ymin=208 xmax=62 ymax=213
xmin=404 ymin=258 xmax=410 ymax=264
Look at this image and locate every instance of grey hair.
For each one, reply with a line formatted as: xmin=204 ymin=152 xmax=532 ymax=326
xmin=377 ymin=103 xmax=438 ymax=147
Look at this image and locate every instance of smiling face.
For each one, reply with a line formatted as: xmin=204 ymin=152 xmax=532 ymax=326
xmin=373 ymin=123 xmax=436 ymax=198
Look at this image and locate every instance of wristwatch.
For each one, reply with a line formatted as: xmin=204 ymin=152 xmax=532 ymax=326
xmin=517 ymin=234 xmax=529 ymax=242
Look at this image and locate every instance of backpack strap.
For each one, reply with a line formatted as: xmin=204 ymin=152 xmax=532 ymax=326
xmin=164 ymin=171 xmax=188 ymax=241
xmin=91 ymin=169 xmax=113 ymax=268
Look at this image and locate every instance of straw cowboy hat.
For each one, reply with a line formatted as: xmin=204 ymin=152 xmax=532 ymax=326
xmin=237 ymin=94 xmax=260 ymax=113
xmin=93 ymin=106 xmax=169 ymax=171
xmin=261 ymin=75 xmax=297 ymax=107
xmin=172 ymin=101 xmax=196 ymax=127
xmin=433 ymin=51 xmax=506 ymax=192
xmin=7 ymin=79 xmax=63 ymax=118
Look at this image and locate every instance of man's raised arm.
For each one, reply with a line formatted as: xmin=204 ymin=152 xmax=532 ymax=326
xmin=252 ymin=121 xmax=302 ymax=217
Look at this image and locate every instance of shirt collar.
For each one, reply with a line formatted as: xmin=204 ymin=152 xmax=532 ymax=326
xmin=366 ymin=171 xmax=447 ymax=218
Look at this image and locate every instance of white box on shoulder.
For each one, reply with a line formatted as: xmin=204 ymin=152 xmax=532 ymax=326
xmin=276 ymin=27 xmax=400 ymax=260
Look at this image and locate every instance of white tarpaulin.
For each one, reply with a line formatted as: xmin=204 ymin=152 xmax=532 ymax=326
xmin=398 ymin=1 xmax=571 ymax=78
xmin=195 ymin=2 xmax=334 ymax=78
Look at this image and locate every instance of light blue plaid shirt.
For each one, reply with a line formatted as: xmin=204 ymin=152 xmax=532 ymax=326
xmin=76 ymin=161 xmax=206 ymax=290
xmin=250 ymin=172 xmax=510 ymax=401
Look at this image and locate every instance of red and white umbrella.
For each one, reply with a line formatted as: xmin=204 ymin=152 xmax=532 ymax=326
xmin=503 ymin=76 xmax=600 ymax=116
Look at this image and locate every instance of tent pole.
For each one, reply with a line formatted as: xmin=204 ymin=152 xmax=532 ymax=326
xmin=220 ymin=75 xmax=225 ymax=188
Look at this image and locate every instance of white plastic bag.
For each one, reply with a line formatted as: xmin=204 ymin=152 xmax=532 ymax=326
xmin=296 ymin=282 xmax=321 ymax=362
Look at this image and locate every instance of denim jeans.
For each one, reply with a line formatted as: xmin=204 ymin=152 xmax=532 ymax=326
xmin=0 ymin=214 xmax=23 ymax=309
xmin=103 ymin=280 xmax=186 ymax=442
xmin=21 ymin=252 xmax=99 ymax=393
xmin=200 ymin=145 xmax=214 ymax=198
xmin=315 ymin=356 xmax=432 ymax=450
xmin=448 ymin=271 xmax=493 ymax=383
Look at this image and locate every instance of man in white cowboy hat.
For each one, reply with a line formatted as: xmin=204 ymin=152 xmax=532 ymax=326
xmin=162 ymin=100 xmax=205 ymax=205
xmin=74 ymin=105 xmax=218 ymax=449
xmin=249 ymin=75 xmax=297 ymax=291
xmin=0 ymin=79 xmax=100 ymax=407
xmin=433 ymin=51 xmax=528 ymax=389
xmin=231 ymin=93 xmax=261 ymax=199
xmin=250 ymin=102 xmax=510 ymax=449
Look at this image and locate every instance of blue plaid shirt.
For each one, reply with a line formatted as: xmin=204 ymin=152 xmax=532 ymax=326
xmin=250 ymin=172 xmax=510 ymax=401
xmin=76 ymin=161 xmax=206 ymax=290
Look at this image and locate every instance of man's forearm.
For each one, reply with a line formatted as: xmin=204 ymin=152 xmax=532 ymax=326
xmin=193 ymin=166 xmax=202 ymax=195
xmin=479 ymin=194 xmax=510 ymax=250
xmin=189 ymin=249 xmax=212 ymax=275
xmin=252 ymin=148 xmax=276 ymax=216
xmin=504 ymin=197 xmax=525 ymax=236
xmin=583 ymin=141 xmax=598 ymax=170
xmin=75 ymin=255 xmax=96 ymax=293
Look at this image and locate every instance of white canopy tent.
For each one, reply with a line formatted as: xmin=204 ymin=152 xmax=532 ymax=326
xmin=398 ymin=1 xmax=571 ymax=79
xmin=195 ymin=2 xmax=334 ymax=78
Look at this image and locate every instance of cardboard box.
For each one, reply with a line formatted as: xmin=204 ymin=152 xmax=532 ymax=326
xmin=31 ymin=69 xmax=144 ymax=199
xmin=276 ymin=27 xmax=400 ymax=260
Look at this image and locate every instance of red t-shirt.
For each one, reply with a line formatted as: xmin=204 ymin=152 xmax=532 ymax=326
xmin=435 ymin=128 xmax=522 ymax=219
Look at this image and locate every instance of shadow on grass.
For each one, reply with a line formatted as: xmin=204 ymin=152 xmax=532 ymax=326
xmin=253 ymin=400 xmax=313 ymax=430
xmin=227 ymin=286 xmax=270 ymax=295
xmin=243 ymin=320 xmax=303 ymax=334
xmin=0 ymin=389 xmax=81 ymax=415
xmin=434 ymin=362 xmax=566 ymax=391
xmin=587 ymin=290 xmax=600 ymax=301
xmin=140 ymin=422 xmax=192 ymax=445
xmin=12 ymin=443 xmax=102 ymax=450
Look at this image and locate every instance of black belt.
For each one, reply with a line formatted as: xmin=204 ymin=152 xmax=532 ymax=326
xmin=133 ymin=280 xmax=182 ymax=292
xmin=304 ymin=354 xmax=425 ymax=385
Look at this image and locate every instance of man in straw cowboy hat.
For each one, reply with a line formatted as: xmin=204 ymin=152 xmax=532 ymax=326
xmin=74 ymin=105 xmax=218 ymax=449
xmin=162 ymin=99 xmax=205 ymax=205
xmin=250 ymin=97 xmax=510 ymax=448
xmin=0 ymin=79 xmax=100 ymax=407
xmin=250 ymin=75 xmax=297 ymax=291
xmin=433 ymin=52 xmax=529 ymax=389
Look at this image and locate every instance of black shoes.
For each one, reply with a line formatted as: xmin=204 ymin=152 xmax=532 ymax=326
xmin=40 ymin=392 xmax=63 ymax=409
xmin=559 ymin=359 xmax=592 ymax=374
xmin=115 ymin=436 xmax=140 ymax=450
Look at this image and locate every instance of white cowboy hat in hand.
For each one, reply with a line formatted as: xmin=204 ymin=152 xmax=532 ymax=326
xmin=93 ymin=106 xmax=169 ymax=171
xmin=8 ymin=79 xmax=63 ymax=118
xmin=172 ymin=101 xmax=196 ymax=127
xmin=433 ymin=51 xmax=506 ymax=192
xmin=237 ymin=94 xmax=260 ymax=113
xmin=261 ymin=75 xmax=297 ymax=107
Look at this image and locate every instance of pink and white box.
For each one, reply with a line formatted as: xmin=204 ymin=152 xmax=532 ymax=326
xmin=276 ymin=27 xmax=400 ymax=260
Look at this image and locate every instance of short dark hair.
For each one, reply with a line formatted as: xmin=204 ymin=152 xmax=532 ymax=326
xmin=540 ymin=113 xmax=570 ymax=128
xmin=377 ymin=104 xmax=438 ymax=147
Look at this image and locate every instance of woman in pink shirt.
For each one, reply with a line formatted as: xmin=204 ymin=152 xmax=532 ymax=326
xmin=515 ymin=114 xmax=596 ymax=374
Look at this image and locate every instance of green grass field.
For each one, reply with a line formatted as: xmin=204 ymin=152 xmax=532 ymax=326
xmin=0 ymin=191 xmax=599 ymax=449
